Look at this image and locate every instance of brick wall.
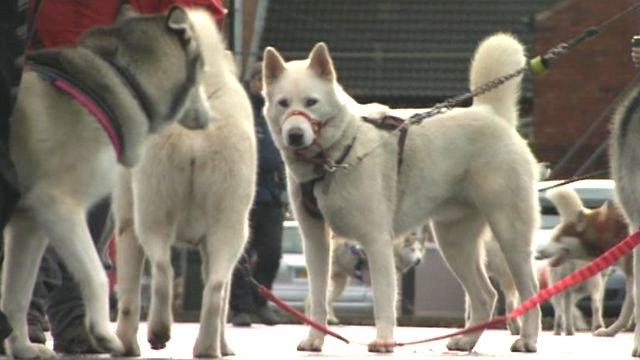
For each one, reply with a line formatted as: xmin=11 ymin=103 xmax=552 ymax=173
xmin=533 ymin=0 xmax=638 ymax=178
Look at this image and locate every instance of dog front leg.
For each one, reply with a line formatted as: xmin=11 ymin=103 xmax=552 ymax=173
xmin=1 ymin=213 xmax=56 ymax=359
xmin=361 ymin=239 xmax=396 ymax=353
xmin=33 ymin=192 xmax=123 ymax=355
xmin=296 ymin=217 xmax=330 ymax=352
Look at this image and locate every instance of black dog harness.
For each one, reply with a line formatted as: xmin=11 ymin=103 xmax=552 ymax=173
xmin=300 ymin=115 xmax=409 ymax=219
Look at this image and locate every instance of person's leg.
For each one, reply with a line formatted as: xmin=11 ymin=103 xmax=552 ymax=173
xmin=228 ymin=252 xmax=255 ymax=326
xmin=250 ymin=202 xmax=284 ymax=324
xmin=0 ymin=0 xmax=30 ymax=346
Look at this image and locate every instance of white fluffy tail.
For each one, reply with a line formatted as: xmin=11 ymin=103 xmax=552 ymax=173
xmin=469 ymin=33 xmax=526 ymax=127
xmin=545 ymin=187 xmax=585 ymax=222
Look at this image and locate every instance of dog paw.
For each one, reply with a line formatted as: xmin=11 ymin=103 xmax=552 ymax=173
xmin=446 ymin=335 xmax=479 ymax=352
xmin=221 ymin=343 xmax=235 ymax=357
xmin=594 ymin=328 xmax=616 ymax=337
xmin=88 ymin=327 xmax=124 ymax=355
xmin=148 ymin=328 xmax=171 ymax=350
xmin=633 ymin=345 xmax=640 ymax=357
xmin=113 ymin=336 xmax=140 ymax=357
xmin=367 ymin=339 xmax=395 ymax=353
xmin=297 ymin=337 xmax=323 ymax=352
xmin=510 ymin=338 xmax=537 ymax=353
xmin=565 ymin=329 xmax=575 ymax=336
xmin=327 ymin=316 xmax=340 ymax=325
xmin=193 ymin=337 xmax=222 ymax=358
xmin=9 ymin=342 xmax=57 ymax=359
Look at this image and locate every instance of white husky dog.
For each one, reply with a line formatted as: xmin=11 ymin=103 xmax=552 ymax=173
xmin=3 ymin=7 xmax=212 ymax=359
xmin=262 ymin=33 xmax=540 ymax=353
xmin=112 ymin=9 xmax=255 ymax=358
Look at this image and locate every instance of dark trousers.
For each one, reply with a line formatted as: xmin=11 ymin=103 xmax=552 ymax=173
xmin=230 ymin=202 xmax=284 ymax=313
xmin=0 ymin=0 xmax=29 ymax=341
xmin=0 ymin=0 xmax=28 ymax=231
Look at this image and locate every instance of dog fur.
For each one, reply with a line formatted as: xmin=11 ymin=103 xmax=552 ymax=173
xmin=535 ymin=186 xmax=632 ymax=337
xmin=262 ymin=33 xmax=541 ymax=353
xmin=2 ymin=7 xmax=212 ymax=359
xmin=112 ymin=9 xmax=255 ymax=358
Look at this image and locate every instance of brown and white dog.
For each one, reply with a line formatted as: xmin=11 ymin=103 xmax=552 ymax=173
xmin=535 ymin=186 xmax=631 ymax=337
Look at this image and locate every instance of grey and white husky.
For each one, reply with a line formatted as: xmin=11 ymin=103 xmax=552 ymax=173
xmin=2 ymin=7 xmax=211 ymax=358
xmin=262 ymin=33 xmax=541 ymax=353
xmin=607 ymin=77 xmax=640 ymax=356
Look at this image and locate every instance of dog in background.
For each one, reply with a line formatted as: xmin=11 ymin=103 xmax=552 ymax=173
xmin=112 ymin=8 xmax=255 ymax=358
xmin=263 ymin=33 xmax=541 ymax=353
xmin=316 ymin=225 xmax=431 ymax=324
xmin=535 ymin=187 xmax=631 ymax=337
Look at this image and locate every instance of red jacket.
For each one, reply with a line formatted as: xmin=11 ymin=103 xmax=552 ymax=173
xmin=30 ymin=0 xmax=226 ymax=49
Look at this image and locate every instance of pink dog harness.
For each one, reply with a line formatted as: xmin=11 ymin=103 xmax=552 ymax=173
xmin=27 ymin=60 xmax=125 ymax=162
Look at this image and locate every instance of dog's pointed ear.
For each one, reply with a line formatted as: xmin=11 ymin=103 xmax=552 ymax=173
xmin=166 ymin=6 xmax=197 ymax=54
xmin=82 ymin=35 xmax=120 ymax=61
xmin=115 ymin=4 xmax=137 ymax=24
xmin=263 ymin=47 xmax=286 ymax=86
xmin=574 ymin=210 xmax=588 ymax=232
xmin=308 ymin=42 xmax=335 ymax=81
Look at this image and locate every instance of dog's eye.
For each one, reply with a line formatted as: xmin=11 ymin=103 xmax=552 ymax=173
xmin=305 ymin=98 xmax=318 ymax=107
xmin=278 ymin=98 xmax=290 ymax=108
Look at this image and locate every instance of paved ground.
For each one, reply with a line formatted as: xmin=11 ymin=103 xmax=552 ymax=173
xmin=40 ymin=322 xmax=637 ymax=359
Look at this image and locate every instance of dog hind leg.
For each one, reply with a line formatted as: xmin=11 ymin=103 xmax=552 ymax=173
xmin=485 ymin=210 xmax=539 ymax=352
xmin=219 ymin=280 xmax=234 ymax=357
xmin=193 ymin=228 xmax=245 ymax=358
xmin=113 ymin=219 xmax=145 ymax=356
xmin=1 ymin=212 xmax=56 ymax=359
xmin=595 ymin=278 xmax=633 ymax=336
xmin=433 ymin=215 xmax=495 ymax=352
xmin=142 ymin=235 xmax=174 ymax=350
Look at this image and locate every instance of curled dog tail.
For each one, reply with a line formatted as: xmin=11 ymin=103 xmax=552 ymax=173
xmin=545 ymin=187 xmax=585 ymax=223
xmin=469 ymin=33 xmax=526 ymax=127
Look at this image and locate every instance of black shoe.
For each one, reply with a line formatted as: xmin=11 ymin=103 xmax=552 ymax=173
xmin=256 ymin=306 xmax=281 ymax=326
xmin=230 ymin=312 xmax=252 ymax=327
xmin=53 ymin=319 xmax=105 ymax=354
xmin=26 ymin=312 xmax=46 ymax=345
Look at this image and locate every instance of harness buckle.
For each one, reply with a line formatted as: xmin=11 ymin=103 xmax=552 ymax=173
xmin=324 ymin=161 xmax=349 ymax=173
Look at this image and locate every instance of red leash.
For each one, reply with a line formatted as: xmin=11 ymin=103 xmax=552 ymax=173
xmin=255 ymin=230 xmax=640 ymax=347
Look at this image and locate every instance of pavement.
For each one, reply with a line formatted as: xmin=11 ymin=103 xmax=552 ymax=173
xmin=38 ymin=322 xmax=638 ymax=359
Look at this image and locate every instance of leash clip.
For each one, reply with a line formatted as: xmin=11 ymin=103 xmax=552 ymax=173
xmin=324 ymin=161 xmax=349 ymax=173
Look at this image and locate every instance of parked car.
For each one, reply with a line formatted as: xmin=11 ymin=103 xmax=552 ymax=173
xmin=535 ymin=179 xmax=627 ymax=318
xmin=271 ymin=221 xmax=374 ymax=318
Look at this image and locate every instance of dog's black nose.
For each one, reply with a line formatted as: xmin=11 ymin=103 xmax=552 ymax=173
xmin=287 ymin=128 xmax=305 ymax=147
